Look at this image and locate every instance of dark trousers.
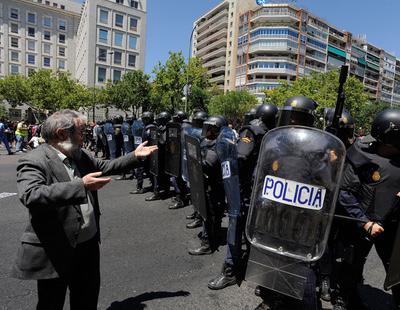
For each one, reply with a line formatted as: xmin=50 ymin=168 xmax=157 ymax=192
xmin=37 ymin=238 xmax=100 ymax=310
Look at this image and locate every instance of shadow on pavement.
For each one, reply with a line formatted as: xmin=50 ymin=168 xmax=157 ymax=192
xmin=107 ymin=290 xmax=191 ymax=310
xmin=360 ymin=284 xmax=396 ymax=310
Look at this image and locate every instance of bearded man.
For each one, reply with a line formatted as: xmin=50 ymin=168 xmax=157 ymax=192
xmin=11 ymin=110 xmax=157 ymax=310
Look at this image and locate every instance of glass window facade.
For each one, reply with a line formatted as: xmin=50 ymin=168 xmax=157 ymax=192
xmin=28 ymin=54 xmax=35 ymax=65
xmin=113 ymin=70 xmax=122 ymax=82
xmin=27 ymin=12 xmax=36 ymax=24
xmin=100 ymin=10 xmax=108 ymax=24
xmin=98 ymin=67 xmax=106 ymax=82
xmin=115 ymin=14 xmax=124 ymax=27
xmin=128 ymin=35 xmax=137 ymax=49
xmin=99 ymin=29 xmax=108 ymax=43
xmin=114 ymin=32 xmax=123 ymax=47
xmin=114 ymin=51 xmax=122 ymax=64
xmin=43 ymin=57 xmax=51 ymax=67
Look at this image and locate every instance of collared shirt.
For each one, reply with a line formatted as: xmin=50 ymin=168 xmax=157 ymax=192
xmin=50 ymin=146 xmax=97 ymax=243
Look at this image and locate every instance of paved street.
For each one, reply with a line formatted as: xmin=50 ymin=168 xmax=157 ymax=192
xmin=0 ymin=147 xmax=396 ymax=310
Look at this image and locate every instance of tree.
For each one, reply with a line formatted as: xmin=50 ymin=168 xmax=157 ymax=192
xmin=208 ymin=90 xmax=258 ymax=123
xmin=0 ymin=103 xmax=7 ymax=119
xmin=185 ymin=57 xmax=211 ymax=111
xmin=263 ymin=70 xmax=371 ymax=130
xmin=106 ymin=70 xmax=151 ymax=114
xmin=0 ymin=75 xmax=31 ymax=107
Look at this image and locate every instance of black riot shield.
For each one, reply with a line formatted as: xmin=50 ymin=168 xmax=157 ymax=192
xmin=216 ymin=127 xmax=242 ymax=259
xmin=182 ymin=127 xmax=202 ymax=183
xmin=165 ymin=122 xmax=182 ymax=177
xmin=185 ymin=135 xmax=208 ymax=220
xmin=104 ymin=122 xmax=116 ymax=159
xmin=132 ymin=120 xmax=144 ymax=150
xmin=245 ymin=126 xmax=346 ymax=299
xmin=384 ymin=196 xmax=400 ymax=291
xmin=149 ymin=126 xmax=159 ymax=176
xmin=122 ymin=122 xmax=133 ymax=153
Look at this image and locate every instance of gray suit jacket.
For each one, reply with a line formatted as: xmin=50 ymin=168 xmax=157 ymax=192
xmin=11 ymin=144 xmax=140 ymax=280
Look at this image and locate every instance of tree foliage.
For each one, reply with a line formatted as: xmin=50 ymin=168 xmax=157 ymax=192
xmin=0 ymin=75 xmax=31 ymax=107
xmin=208 ymin=90 xmax=258 ymax=123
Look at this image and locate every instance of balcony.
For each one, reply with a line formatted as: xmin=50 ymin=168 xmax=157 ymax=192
xmin=197 ymin=18 xmax=228 ymax=41
xmin=196 ymin=37 xmax=227 ymax=57
xmin=305 ymin=53 xmax=326 ymax=64
xmin=196 ymin=29 xmax=227 ymax=50
xmin=209 ymin=75 xmax=225 ymax=84
xmin=251 ymin=8 xmax=298 ymax=24
xmin=305 ymin=63 xmax=325 ymax=73
xmin=246 ymin=78 xmax=285 ymax=85
xmin=208 ymin=65 xmax=225 ymax=75
xmin=248 ymin=56 xmax=298 ymax=65
xmin=197 ymin=9 xmax=228 ymax=33
xmin=249 ymin=44 xmax=298 ymax=54
xmin=200 ymin=47 xmax=226 ymax=61
xmin=248 ymin=67 xmax=297 ymax=76
xmin=203 ymin=56 xmax=226 ymax=68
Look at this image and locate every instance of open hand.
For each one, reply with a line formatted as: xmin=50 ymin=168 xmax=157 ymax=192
xmin=82 ymin=172 xmax=111 ymax=191
xmin=134 ymin=141 xmax=158 ymax=158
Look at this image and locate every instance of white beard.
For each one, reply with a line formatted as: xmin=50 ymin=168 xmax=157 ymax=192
xmin=57 ymin=138 xmax=82 ymax=160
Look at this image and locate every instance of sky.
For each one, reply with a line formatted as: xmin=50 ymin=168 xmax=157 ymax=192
xmin=77 ymin=0 xmax=400 ymax=74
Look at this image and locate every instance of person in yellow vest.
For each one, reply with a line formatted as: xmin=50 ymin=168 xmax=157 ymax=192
xmin=15 ymin=120 xmax=28 ymax=153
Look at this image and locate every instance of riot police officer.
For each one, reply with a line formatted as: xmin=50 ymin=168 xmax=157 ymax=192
xmin=103 ymin=118 xmax=115 ymax=159
xmin=113 ymin=115 xmax=126 ymax=180
xmin=188 ymin=115 xmax=227 ymax=255
xmin=325 ymin=108 xmax=355 ymax=149
xmin=168 ymin=111 xmax=190 ymax=209
xmin=208 ymin=104 xmax=278 ymax=290
xmin=131 ymin=112 xmax=155 ymax=194
xmin=244 ymin=106 xmax=258 ymax=126
xmin=335 ymin=109 xmax=400 ymax=309
xmin=186 ymin=111 xmax=208 ymax=229
xmin=146 ymin=111 xmax=172 ymax=201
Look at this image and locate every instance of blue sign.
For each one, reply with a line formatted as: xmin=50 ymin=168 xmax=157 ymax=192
xmin=256 ymin=0 xmax=268 ymax=5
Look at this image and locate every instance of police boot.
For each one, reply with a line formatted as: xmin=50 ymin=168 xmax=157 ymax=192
xmin=188 ymin=239 xmax=212 ymax=255
xmin=145 ymin=192 xmax=162 ymax=201
xmin=169 ymin=195 xmax=185 ymax=210
xmin=207 ymin=263 xmax=237 ymax=290
xmin=320 ymin=276 xmax=331 ymax=302
xmin=186 ymin=218 xmax=202 ymax=229
xmin=186 ymin=211 xmax=197 ymax=220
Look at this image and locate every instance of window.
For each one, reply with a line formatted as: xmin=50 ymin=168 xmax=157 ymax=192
xmin=58 ymin=59 xmax=65 ymax=69
xmin=43 ymin=30 xmax=51 ymax=41
xmin=27 ymin=40 xmax=35 ymax=51
xmin=59 ymin=20 xmax=66 ymax=31
xmin=61 ymin=5 xmax=65 ymax=10
xmin=10 ymin=8 xmax=19 ymax=20
xmin=45 ymin=1 xmax=50 ymax=5
xmin=58 ymin=46 xmax=65 ymax=56
xmin=114 ymin=51 xmax=122 ymax=64
xmin=113 ymin=70 xmax=121 ymax=82
xmin=11 ymin=37 xmax=19 ymax=48
xmin=27 ymin=12 xmax=36 ymax=24
xmin=115 ymin=14 xmax=124 ymax=27
xmin=59 ymin=34 xmax=65 ymax=44
xmin=10 ymin=23 xmax=19 ymax=34
xmin=114 ymin=32 xmax=123 ymax=47
xmin=11 ymin=51 xmax=19 ymax=62
xmin=27 ymin=54 xmax=35 ymax=65
xmin=116 ymin=0 xmax=124 ymax=4
xmin=10 ymin=64 xmax=19 ymax=75
xmin=98 ymin=67 xmax=106 ymax=82
xmin=43 ymin=43 xmax=51 ymax=54
xmin=99 ymin=10 xmax=108 ymax=23
xmin=28 ymin=27 xmax=35 ymax=37
xmin=129 ymin=17 xmax=138 ymax=31
xmin=130 ymin=0 xmax=139 ymax=8
xmin=43 ymin=57 xmax=51 ymax=67
xmin=99 ymin=29 xmax=108 ymax=43
xmin=53 ymin=3 xmax=58 ymax=7
xmin=128 ymin=35 xmax=137 ymax=49
xmin=43 ymin=16 xmax=52 ymax=28
xmin=98 ymin=48 xmax=107 ymax=61
xmin=128 ymin=54 xmax=136 ymax=67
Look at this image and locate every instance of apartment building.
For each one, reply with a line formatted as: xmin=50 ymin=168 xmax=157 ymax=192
xmin=193 ymin=0 xmax=399 ymax=104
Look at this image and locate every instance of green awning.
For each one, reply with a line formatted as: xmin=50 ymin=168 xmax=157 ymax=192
xmin=328 ymin=45 xmax=346 ymax=58
xmin=358 ymin=57 xmax=366 ymax=65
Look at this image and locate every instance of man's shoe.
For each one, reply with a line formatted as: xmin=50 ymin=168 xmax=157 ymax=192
xmin=130 ymin=188 xmax=144 ymax=194
xmin=320 ymin=276 xmax=331 ymax=302
xmin=169 ymin=198 xmax=185 ymax=210
xmin=208 ymin=263 xmax=237 ymax=290
xmin=188 ymin=241 xmax=212 ymax=256
xmin=186 ymin=218 xmax=202 ymax=229
xmin=145 ymin=194 xmax=161 ymax=201
xmin=186 ymin=212 xmax=197 ymax=220
xmin=8 ymin=152 xmax=14 ymax=155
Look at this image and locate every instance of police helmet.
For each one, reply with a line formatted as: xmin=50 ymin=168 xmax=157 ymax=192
xmin=202 ymin=115 xmax=228 ymax=139
xmin=156 ymin=111 xmax=171 ymax=126
xmin=113 ymin=115 xmax=123 ymax=125
xmin=277 ymin=96 xmax=318 ymax=127
xmin=256 ymin=104 xmax=279 ymax=129
xmin=141 ymin=112 xmax=154 ymax=125
xmin=324 ymin=108 xmax=355 ymax=141
xmin=244 ymin=107 xmax=258 ymax=125
xmin=172 ymin=111 xmax=188 ymax=123
xmin=192 ymin=111 xmax=208 ymax=129
xmin=371 ymin=109 xmax=400 ymax=149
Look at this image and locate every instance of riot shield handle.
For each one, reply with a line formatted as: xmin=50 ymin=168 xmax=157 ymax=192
xmin=327 ymin=65 xmax=349 ymax=136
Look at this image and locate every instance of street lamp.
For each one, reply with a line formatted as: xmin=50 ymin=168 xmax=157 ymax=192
xmin=186 ymin=17 xmax=206 ymax=112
